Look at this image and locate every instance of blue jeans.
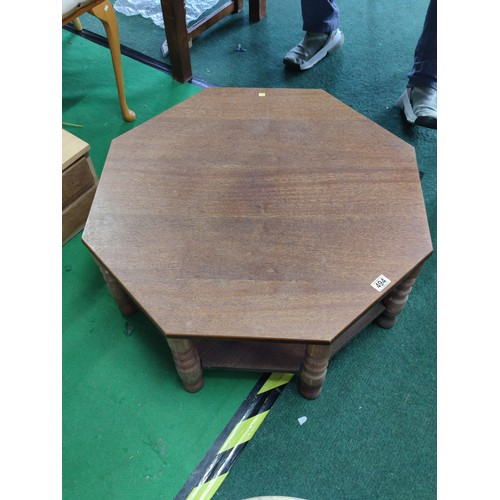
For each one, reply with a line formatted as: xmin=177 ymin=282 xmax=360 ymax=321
xmin=301 ymin=0 xmax=340 ymax=33
xmin=407 ymin=0 xmax=437 ymax=90
xmin=300 ymin=0 xmax=436 ymax=89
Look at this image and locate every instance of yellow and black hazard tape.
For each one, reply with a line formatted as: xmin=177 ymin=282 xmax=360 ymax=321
xmin=175 ymin=372 xmax=294 ymax=500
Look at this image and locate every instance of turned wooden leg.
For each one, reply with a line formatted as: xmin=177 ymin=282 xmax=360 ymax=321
xmin=166 ymin=338 xmax=204 ymax=392
xmin=90 ymin=0 xmax=136 ymax=122
xmin=73 ymin=17 xmax=83 ymax=31
xmin=299 ymin=343 xmax=334 ymax=399
xmin=249 ymin=0 xmax=266 ymax=21
xmin=94 ymin=259 xmax=137 ymax=316
xmin=376 ymin=263 xmax=424 ymax=329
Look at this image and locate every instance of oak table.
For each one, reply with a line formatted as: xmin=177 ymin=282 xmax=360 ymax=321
xmin=82 ymin=88 xmax=433 ymax=399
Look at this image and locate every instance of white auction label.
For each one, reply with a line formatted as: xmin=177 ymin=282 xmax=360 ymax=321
xmin=371 ymin=274 xmax=391 ymax=292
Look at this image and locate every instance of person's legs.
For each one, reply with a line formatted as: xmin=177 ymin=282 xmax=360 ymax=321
xmin=398 ymin=0 xmax=437 ymax=128
xmin=407 ymin=0 xmax=437 ymax=90
xmin=284 ymin=0 xmax=343 ymax=71
xmin=302 ymin=0 xmax=340 ymax=33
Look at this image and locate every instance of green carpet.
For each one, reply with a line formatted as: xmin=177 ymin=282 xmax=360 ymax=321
xmin=62 ymin=27 xmax=201 ymax=176
xmin=62 ymin=30 xmax=260 ymax=499
xmin=64 ymin=0 xmax=437 ymax=496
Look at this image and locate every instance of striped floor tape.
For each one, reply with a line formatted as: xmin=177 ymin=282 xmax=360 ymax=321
xmin=175 ymin=372 xmax=294 ymax=500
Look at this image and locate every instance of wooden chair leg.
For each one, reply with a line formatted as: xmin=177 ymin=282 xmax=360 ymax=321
xmin=90 ymin=0 xmax=136 ymax=122
xmin=160 ymin=0 xmax=193 ymax=83
xmin=73 ymin=17 xmax=83 ymax=31
xmin=249 ymin=0 xmax=266 ymax=21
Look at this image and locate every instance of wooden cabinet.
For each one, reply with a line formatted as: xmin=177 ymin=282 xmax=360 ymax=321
xmin=62 ymin=130 xmax=98 ymax=244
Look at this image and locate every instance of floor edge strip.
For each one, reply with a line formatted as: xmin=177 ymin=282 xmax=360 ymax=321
xmin=62 ymin=25 xmax=216 ymax=89
xmin=175 ymin=372 xmax=293 ymax=500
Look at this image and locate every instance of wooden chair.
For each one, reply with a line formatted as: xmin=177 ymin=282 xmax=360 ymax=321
xmin=62 ymin=0 xmax=136 ymax=122
xmin=160 ymin=0 xmax=266 ymax=83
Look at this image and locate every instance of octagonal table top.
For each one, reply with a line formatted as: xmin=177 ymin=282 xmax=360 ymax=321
xmin=82 ymin=88 xmax=432 ymax=344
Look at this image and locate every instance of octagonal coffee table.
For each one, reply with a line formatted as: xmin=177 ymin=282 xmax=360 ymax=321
xmin=82 ymin=88 xmax=432 ymax=399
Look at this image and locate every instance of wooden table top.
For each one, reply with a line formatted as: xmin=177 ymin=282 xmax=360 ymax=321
xmin=83 ymin=88 xmax=432 ymax=344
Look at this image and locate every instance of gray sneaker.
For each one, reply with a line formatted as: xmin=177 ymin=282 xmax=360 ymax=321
xmin=397 ymin=86 xmax=437 ymax=129
xmin=284 ymin=29 xmax=344 ymax=70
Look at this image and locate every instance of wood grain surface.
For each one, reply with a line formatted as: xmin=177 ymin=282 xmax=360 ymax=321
xmin=62 ymin=129 xmax=90 ymax=170
xmin=83 ymin=88 xmax=432 ymax=344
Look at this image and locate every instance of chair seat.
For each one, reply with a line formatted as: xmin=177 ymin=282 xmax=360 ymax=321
xmin=62 ymin=0 xmax=98 ymax=18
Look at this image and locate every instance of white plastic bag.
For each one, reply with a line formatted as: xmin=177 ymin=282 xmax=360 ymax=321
xmin=114 ymin=0 xmax=221 ymax=28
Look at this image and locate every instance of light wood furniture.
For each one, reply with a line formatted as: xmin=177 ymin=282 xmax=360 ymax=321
xmin=82 ymin=88 xmax=433 ymax=399
xmin=62 ymin=0 xmax=136 ymax=122
xmin=62 ymin=130 xmax=98 ymax=244
xmin=160 ymin=0 xmax=266 ymax=82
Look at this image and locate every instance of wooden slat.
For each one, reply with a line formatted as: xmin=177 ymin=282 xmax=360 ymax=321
xmin=194 ymin=339 xmax=306 ymax=372
xmin=188 ymin=1 xmax=239 ymax=41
